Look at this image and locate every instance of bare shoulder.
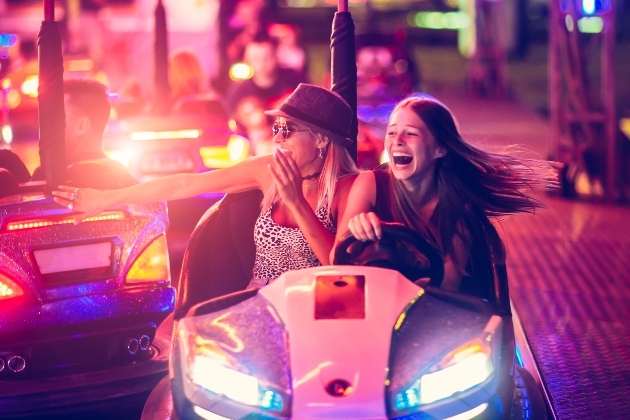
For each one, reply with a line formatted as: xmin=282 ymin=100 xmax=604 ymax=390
xmin=354 ymin=170 xmax=376 ymax=189
xmin=349 ymin=170 xmax=377 ymax=203
xmin=335 ymin=172 xmax=360 ymax=193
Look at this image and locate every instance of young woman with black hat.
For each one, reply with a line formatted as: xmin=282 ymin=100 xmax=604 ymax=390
xmin=53 ymin=84 xmax=358 ymax=286
xmin=335 ymin=95 xmax=558 ymax=295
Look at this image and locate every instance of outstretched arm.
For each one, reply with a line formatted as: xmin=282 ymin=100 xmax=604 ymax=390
xmin=53 ymin=155 xmax=273 ymax=222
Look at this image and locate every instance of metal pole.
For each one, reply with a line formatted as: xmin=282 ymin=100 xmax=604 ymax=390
xmin=44 ymin=0 xmax=54 ymax=21
xmin=330 ymin=0 xmax=358 ymax=162
xmin=602 ymin=3 xmax=616 ymax=200
xmin=549 ymin=0 xmax=559 ymax=162
xmin=38 ymin=0 xmax=66 ymax=191
xmin=154 ymin=0 xmax=170 ymax=114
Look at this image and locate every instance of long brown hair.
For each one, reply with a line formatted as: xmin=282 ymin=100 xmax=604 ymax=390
xmin=387 ymin=95 xmax=558 ymax=263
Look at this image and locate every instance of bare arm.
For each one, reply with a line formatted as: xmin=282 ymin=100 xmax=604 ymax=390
xmin=330 ymin=171 xmax=377 ymax=262
xmin=53 ymin=155 xmax=273 ymax=221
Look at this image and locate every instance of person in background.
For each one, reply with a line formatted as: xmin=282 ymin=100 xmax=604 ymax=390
xmin=234 ymin=95 xmax=275 ymax=156
xmin=169 ymin=50 xmax=208 ymax=103
xmin=336 ymin=94 xmax=558 ymax=296
xmin=214 ymin=0 xmax=270 ymax=94
xmin=227 ymin=34 xmax=307 ymax=114
xmin=31 ymin=79 xmax=136 ymax=188
xmin=268 ymin=23 xmax=307 ymax=76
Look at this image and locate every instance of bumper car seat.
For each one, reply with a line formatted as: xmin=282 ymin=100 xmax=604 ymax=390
xmin=0 ymin=168 xmax=20 ymax=199
xmin=174 ymin=189 xmax=263 ymax=319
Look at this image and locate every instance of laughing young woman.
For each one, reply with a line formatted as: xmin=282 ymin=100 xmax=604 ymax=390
xmin=335 ymin=95 xmax=557 ymax=296
xmin=53 ymin=84 xmax=358 ymax=287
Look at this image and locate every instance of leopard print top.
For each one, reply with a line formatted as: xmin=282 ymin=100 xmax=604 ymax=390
xmin=250 ymin=204 xmax=336 ymax=286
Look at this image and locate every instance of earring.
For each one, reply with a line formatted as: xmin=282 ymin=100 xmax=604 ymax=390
xmin=319 ymin=147 xmax=325 ymax=159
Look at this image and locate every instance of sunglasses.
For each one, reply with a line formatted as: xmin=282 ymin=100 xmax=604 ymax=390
xmin=272 ymin=121 xmax=309 ymax=139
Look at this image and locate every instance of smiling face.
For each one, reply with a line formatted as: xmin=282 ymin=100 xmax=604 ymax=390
xmin=385 ymin=105 xmax=446 ymax=187
xmin=273 ymin=117 xmax=327 ymax=174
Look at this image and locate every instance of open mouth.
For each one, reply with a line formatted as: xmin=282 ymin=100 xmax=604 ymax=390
xmin=392 ymin=152 xmax=413 ymax=167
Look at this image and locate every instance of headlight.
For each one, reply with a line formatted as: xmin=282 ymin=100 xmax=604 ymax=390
xmin=183 ymin=336 xmax=283 ymax=411
xmin=395 ymin=338 xmax=494 ymax=410
xmin=176 ymin=299 xmax=290 ymax=418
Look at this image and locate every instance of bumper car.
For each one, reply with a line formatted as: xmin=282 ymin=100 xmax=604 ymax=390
xmin=0 ymin=166 xmax=176 ymax=418
xmin=104 ymin=94 xmax=251 ymax=184
xmin=140 ymin=191 xmax=549 ymax=420
xmin=103 ymin=94 xmax=251 ymax=230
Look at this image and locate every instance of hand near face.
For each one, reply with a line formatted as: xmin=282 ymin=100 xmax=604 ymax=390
xmin=268 ymin=149 xmax=306 ymax=209
xmin=347 ymin=212 xmax=383 ymax=241
xmin=52 ymin=186 xmax=108 ymax=224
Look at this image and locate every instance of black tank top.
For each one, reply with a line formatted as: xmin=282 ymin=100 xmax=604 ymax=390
xmin=372 ymin=169 xmax=496 ymax=300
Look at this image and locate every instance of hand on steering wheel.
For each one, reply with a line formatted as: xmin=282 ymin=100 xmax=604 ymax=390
xmin=334 ymin=224 xmax=445 ymax=287
xmin=347 ymin=212 xmax=383 ymax=242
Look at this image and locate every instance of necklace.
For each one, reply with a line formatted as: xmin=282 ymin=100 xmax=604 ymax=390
xmin=302 ymin=171 xmax=321 ymax=181
xmin=303 ymin=178 xmax=319 ymax=187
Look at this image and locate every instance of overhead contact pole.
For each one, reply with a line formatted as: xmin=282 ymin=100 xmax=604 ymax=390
xmin=330 ymin=0 xmax=357 ymax=162
xmin=154 ymin=0 xmax=170 ymax=115
xmin=38 ymin=0 xmax=66 ymax=191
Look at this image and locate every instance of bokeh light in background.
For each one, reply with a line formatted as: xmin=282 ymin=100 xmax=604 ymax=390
xmin=229 ymin=63 xmax=254 ymax=81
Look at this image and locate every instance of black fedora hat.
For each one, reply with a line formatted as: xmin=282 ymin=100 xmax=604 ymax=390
xmin=265 ymin=84 xmax=352 ymax=144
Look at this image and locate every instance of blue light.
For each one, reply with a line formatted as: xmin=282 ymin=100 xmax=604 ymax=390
xmin=1 ymin=34 xmax=18 ymax=48
xmin=395 ymin=388 xmax=420 ymax=410
xmin=259 ymin=390 xmax=282 ymax=411
xmin=582 ymin=0 xmax=596 ymax=15
xmin=515 ymin=344 xmax=524 ymax=367
xmin=357 ymin=105 xmax=375 ymax=123
xmin=375 ymin=103 xmax=396 ymax=124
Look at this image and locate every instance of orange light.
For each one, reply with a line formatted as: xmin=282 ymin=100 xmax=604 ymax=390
xmin=126 ymin=235 xmax=170 ymax=284
xmin=21 ymin=75 xmax=39 ymax=98
xmin=0 ymin=272 xmax=24 ymax=301
xmin=131 ymin=129 xmax=202 ymax=141
xmin=64 ymin=59 xmax=94 ymax=72
xmin=200 ymin=135 xmax=250 ymax=169
xmin=440 ymin=340 xmax=489 ymax=369
xmin=5 ymin=211 xmax=126 ymax=231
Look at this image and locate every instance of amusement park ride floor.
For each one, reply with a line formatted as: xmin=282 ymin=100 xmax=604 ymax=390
xmin=444 ymin=93 xmax=630 ymax=419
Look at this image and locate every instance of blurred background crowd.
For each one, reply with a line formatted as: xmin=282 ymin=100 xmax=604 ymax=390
xmin=1 ymin=0 xmax=630 ymax=195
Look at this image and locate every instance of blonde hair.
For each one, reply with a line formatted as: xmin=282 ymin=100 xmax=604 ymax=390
xmin=261 ymin=130 xmax=358 ymax=217
xmin=170 ymin=51 xmax=206 ymax=100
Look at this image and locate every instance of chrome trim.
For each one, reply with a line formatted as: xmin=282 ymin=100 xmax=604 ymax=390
xmin=128 ymin=338 xmax=139 ymax=355
xmin=7 ymin=355 xmax=25 ymax=372
xmin=139 ymin=335 xmax=151 ymax=351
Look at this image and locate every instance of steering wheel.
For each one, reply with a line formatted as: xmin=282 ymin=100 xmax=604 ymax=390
xmin=333 ymin=224 xmax=444 ymax=287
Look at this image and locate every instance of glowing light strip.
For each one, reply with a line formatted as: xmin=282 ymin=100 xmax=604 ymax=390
xmin=131 ymin=129 xmax=202 ymax=141
xmin=6 ymin=211 xmax=125 ymax=231
xmin=409 ymin=11 xmax=470 ymax=30
xmin=193 ymin=406 xmax=231 ymax=420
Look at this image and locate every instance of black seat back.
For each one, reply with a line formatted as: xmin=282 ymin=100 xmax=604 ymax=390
xmin=174 ymin=189 xmax=263 ymax=319
xmin=0 ymin=169 xmax=20 ymax=199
